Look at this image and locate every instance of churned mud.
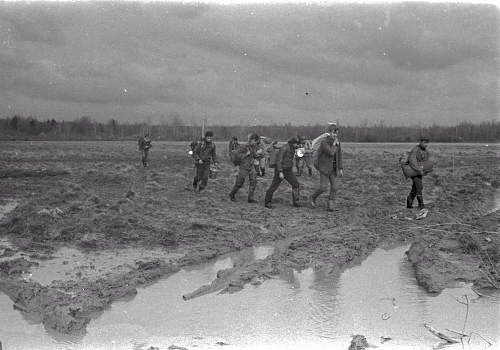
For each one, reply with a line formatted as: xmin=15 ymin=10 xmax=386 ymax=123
xmin=0 ymin=141 xmax=498 ymax=336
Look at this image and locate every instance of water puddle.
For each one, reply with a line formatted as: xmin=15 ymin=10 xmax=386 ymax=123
xmin=26 ymin=247 xmax=184 ymax=285
xmin=0 ymin=246 xmax=498 ymax=350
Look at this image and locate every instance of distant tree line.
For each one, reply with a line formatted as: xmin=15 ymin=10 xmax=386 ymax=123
xmin=0 ymin=115 xmax=499 ymax=143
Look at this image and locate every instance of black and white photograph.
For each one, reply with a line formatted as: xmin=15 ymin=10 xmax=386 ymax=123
xmin=0 ymin=0 xmax=498 ymax=349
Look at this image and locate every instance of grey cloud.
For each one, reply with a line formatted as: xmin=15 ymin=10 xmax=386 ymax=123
xmin=0 ymin=3 xmax=65 ymax=45
xmin=0 ymin=3 xmax=497 ymax=125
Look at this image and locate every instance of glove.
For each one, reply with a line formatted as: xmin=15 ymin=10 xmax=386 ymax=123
xmin=279 ymin=171 xmax=284 ymax=180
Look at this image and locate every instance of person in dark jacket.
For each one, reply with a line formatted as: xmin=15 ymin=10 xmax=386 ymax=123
xmin=407 ymin=137 xmax=430 ymax=209
xmin=229 ymin=133 xmax=262 ymax=203
xmin=311 ymin=124 xmax=343 ymax=211
xmin=138 ymin=133 xmax=152 ymax=167
xmin=228 ymin=137 xmax=239 ymax=156
xmin=192 ymin=131 xmax=217 ymax=192
xmin=264 ymin=137 xmax=301 ymax=208
xmin=266 ymin=140 xmax=280 ymax=168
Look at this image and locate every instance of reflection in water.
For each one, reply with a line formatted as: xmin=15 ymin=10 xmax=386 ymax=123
xmin=0 ymin=245 xmax=498 ymax=350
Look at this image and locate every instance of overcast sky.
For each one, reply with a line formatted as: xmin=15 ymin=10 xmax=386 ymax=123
xmin=0 ymin=2 xmax=498 ymax=125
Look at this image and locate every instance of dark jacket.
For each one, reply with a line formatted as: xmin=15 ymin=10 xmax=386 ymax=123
xmin=276 ymin=142 xmax=295 ymax=172
xmin=409 ymin=145 xmax=430 ymax=174
xmin=192 ymin=139 xmax=217 ymax=164
xmin=314 ymin=136 xmax=342 ymax=175
xmin=138 ymin=137 xmax=152 ymax=151
xmin=267 ymin=144 xmax=281 ymax=168
xmin=234 ymin=143 xmax=259 ymax=171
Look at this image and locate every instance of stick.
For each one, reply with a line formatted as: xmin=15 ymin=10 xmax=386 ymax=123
xmin=471 ymin=287 xmax=492 ymax=298
xmin=461 ymin=295 xmax=469 ymax=334
xmin=445 ymin=329 xmax=469 ymax=338
xmin=424 ymin=324 xmax=460 ymax=343
xmin=479 ymin=269 xmax=500 ymax=289
xmin=469 ymin=332 xmax=493 ymax=347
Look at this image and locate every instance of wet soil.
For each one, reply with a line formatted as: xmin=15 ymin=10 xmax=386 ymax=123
xmin=0 ymin=141 xmax=498 ymax=336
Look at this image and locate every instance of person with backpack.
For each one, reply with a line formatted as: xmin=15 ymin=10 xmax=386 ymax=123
xmin=264 ymin=137 xmax=301 ymax=208
xmin=228 ymin=136 xmax=239 ymax=158
xmin=192 ymin=131 xmax=218 ymax=192
xmin=138 ymin=133 xmax=152 ymax=167
xmin=229 ymin=133 xmax=262 ymax=203
xmin=310 ymin=123 xmax=343 ymax=211
xmin=406 ymin=137 xmax=431 ymax=209
xmin=295 ymin=136 xmax=313 ymax=176
xmin=256 ymin=136 xmax=268 ymax=177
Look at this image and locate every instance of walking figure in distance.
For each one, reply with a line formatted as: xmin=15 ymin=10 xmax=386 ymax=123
xmin=228 ymin=136 xmax=239 ymax=158
xmin=300 ymin=137 xmax=314 ymax=176
xmin=138 ymin=133 xmax=152 ymax=167
xmin=407 ymin=137 xmax=431 ymax=209
xmin=256 ymin=136 xmax=268 ymax=177
xmin=229 ymin=133 xmax=262 ymax=203
xmin=192 ymin=131 xmax=218 ymax=192
xmin=311 ymin=123 xmax=343 ymax=211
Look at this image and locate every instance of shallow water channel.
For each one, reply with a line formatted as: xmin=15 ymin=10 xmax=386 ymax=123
xmin=1 ymin=245 xmax=499 ymax=350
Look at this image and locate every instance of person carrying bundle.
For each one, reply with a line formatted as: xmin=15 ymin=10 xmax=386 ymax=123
xmin=310 ymin=123 xmax=343 ymax=212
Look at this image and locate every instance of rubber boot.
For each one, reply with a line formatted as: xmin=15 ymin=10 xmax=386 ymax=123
xmin=417 ymin=195 xmax=425 ymax=209
xmin=406 ymin=195 xmax=414 ymax=209
xmin=248 ymin=188 xmax=257 ymax=203
xmin=229 ymin=188 xmax=237 ymax=201
xmin=292 ymin=188 xmax=300 ymax=207
xmin=327 ymin=200 xmax=334 ymax=212
xmin=310 ymin=194 xmax=317 ymax=208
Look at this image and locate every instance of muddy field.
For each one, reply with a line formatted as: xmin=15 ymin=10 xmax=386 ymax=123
xmin=0 ymin=141 xmax=498 ymax=346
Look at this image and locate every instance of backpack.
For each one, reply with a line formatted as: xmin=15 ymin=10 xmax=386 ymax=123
xmin=190 ymin=140 xmax=200 ymax=151
xmin=311 ymin=133 xmax=329 ymax=169
xmin=399 ymin=151 xmax=409 ymax=167
xmin=230 ymin=149 xmax=242 ymax=166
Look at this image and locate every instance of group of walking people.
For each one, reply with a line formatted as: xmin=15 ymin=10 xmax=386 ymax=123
xmin=139 ymin=123 xmax=431 ymax=211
